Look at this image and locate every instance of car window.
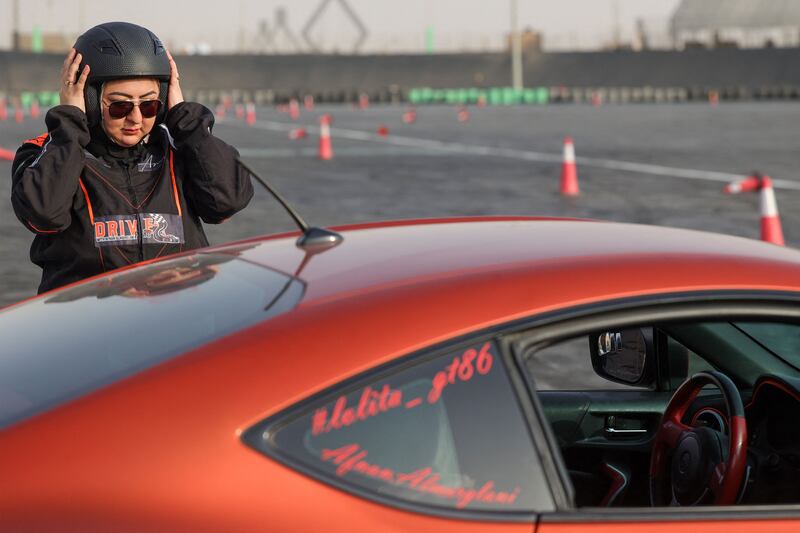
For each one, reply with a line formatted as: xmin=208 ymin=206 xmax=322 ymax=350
xmin=528 ymin=332 xmax=717 ymax=392
xmin=530 ymin=336 xmax=647 ymax=391
xmin=685 ymin=347 xmax=716 ymax=381
xmin=244 ymin=340 xmax=555 ymax=515
xmin=0 ymin=252 xmax=304 ymax=430
xmin=522 ymin=315 xmax=800 ymax=510
xmin=666 ymin=336 xmax=716 ymax=390
xmin=734 ymin=322 xmax=800 ymax=371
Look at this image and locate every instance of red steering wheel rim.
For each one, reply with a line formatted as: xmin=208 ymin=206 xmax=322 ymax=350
xmin=649 ymin=371 xmax=748 ymax=506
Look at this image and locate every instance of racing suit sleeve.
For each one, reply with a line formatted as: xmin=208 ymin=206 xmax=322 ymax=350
xmin=10 ymin=105 xmax=90 ymax=234
xmin=165 ymin=102 xmax=254 ymax=224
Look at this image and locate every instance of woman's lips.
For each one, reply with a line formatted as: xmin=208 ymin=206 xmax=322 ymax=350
xmin=122 ymin=128 xmax=140 ymax=134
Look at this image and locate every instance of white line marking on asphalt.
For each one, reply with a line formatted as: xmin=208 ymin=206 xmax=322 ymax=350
xmin=228 ymin=119 xmax=800 ymax=191
xmin=238 ymin=146 xmax=446 ymax=157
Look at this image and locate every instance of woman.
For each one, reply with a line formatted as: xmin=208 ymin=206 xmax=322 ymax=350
xmin=11 ymin=22 xmax=253 ymax=294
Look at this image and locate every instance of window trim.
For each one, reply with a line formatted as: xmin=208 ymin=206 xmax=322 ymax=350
xmin=499 ymin=335 xmax=576 ymax=510
xmin=241 ymin=333 xmax=552 ymax=523
xmin=541 ymin=505 xmax=800 ymax=523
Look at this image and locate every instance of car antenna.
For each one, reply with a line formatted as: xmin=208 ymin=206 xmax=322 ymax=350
xmin=237 ymin=158 xmax=343 ymax=251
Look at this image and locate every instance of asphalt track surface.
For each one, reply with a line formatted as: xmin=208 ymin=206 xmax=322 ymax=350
xmin=2 ymin=102 xmax=800 ymax=308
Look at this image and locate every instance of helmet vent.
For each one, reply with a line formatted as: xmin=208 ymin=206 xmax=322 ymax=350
xmin=153 ymin=37 xmax=165 ymax=55
xmin=93 ymin=38 xmax=121 ymax=56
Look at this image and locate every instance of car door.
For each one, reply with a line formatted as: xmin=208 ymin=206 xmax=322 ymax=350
xmin=524 ymin=329 xmax=707 ymax=506
xmin=505 ymin=291 xmax=800 ymax=530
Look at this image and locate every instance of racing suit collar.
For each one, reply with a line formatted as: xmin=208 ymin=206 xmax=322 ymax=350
xmin=88 ymin=124 xmax=151 ymax=167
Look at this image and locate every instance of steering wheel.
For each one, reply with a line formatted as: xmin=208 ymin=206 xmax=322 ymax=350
xmin=649 ymin=371 xmax=747 ymax=506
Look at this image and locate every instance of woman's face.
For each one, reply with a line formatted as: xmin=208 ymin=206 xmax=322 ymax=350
xmin=100 ymin=78 xmax=160 ymax=147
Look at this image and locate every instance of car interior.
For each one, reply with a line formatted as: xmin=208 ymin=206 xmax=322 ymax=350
xmin=524 ymin=319 xmax=800 ymax=508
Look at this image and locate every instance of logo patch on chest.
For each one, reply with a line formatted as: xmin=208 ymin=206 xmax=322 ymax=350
xmin=141 ymin=213 xmax=183 ymax=244
xmin=137 ymin=154 xmax=163 ymax=172
xmin=94 ymin=213 xmax=184 ymax=247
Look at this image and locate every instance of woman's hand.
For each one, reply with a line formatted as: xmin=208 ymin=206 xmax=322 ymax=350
xmin=166 ymin=50 xmax=184 ymax=110
xmin=60 ymin=48 xmax=89 ymax=112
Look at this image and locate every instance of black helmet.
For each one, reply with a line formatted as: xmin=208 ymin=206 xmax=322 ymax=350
xmin=73 ymin=22 xmax=170 ymax=127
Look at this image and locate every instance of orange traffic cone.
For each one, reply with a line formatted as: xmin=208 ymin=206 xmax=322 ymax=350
xmin=402 ymin=107 xmax=416 ymax=124
xmin=246 ymin=103 xmax=256 ymax=126
xmin=560 ymin=136 xmax=579 ymax=196
xmin=14 ymin=105 xmax=23 ymax=123
xmin=0 ymin=99 xmax=7 ymax=121
xmin=358 ymin=92 xmax=369 ymax=110
xmin=30 ymin=99 xmax=40 ymax=119
xmin=288 ymin=127 xmax=308 ymax=140
xmin=377 ymin=124 xmax=389 ymax=137
xmin=319 ymin=114 xmax=333 ymax=160
xmin=215 ymin=104 xmax=226 ymax=120
xmin=724 ymin=173 xmax=784 ymax=246
xmin=723 ymin=174 xmax=760 ymax=195
xmin=304 ymin=94 xmax=315 ymax=111
xmin=289 ymin=98 xmax=300 ymax=120
xmin=457 ymin=106 xmax=470 ymax=123
xmin=759 ymin=176 xmax=785 ymax=245
xmin=0 ymin=147 xmax=14 ymax=161
xmin=235 ymin=104 xmax=244 ymax=119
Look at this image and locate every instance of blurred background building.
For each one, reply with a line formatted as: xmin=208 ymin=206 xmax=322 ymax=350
xmin=3 ymin=0 xmax=800 ymax=103
xmin=7 ymin=0 xmax=800 ymax=55
xmin=672 ymin=0 xmax=800 ymax=49
xmin=4 ymin=0 xmax=681 ymax=54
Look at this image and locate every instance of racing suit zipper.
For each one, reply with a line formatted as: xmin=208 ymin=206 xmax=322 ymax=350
xmin=123 ymin=164 xmax=144 ymax=263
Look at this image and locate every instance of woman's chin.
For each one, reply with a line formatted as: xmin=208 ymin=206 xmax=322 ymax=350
xmin=113 ymin=132 xmax=144 ymax=147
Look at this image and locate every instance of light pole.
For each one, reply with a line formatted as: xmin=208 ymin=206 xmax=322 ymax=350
xmin=12 ymin=0 xmax=21 ymax=51
xmin=510 ymin=0 xmax=523 ymax=90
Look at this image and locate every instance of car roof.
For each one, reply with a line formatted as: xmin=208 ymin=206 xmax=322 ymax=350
xmin=10 ymin=216 xmax=800 ymax=398
xmin=177 ymin=216 xmax=800 ymax=409
xmin=7 ymin=216 xmax=800 ymax=430
xmin=214 ymin=216 xmax=800 ymax=307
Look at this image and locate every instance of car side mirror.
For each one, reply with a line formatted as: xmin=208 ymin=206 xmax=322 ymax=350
xmin=589 ymin=328 xmax=655 ymax=387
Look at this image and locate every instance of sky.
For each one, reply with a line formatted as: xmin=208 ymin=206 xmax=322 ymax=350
xmin=1 ymin=0 xmax=684 ymax=53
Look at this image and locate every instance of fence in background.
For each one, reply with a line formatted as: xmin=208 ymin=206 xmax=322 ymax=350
xmin=2 ymin=48 xmax=800 ymax=106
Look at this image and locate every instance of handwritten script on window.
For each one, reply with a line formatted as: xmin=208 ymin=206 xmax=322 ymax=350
xmin=311 ymin=342 xmax=494 ymax=436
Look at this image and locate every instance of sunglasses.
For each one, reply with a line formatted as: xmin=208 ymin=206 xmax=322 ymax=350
xmin=104 ymin=99 xmax=161 ymax=119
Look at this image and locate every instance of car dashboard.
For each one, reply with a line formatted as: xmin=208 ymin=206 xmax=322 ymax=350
xmin=741 ymin=377 xmax=800 ymax=504
xmin=688 ymin=376 xmax=800 ymax=505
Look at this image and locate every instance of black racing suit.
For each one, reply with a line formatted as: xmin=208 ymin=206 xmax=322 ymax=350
xmin=11 ymin=102 xmax=254 ymax=294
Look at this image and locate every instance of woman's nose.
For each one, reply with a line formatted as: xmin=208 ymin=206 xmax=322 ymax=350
xmin=126 ymin=105 xmax=143 ymax=122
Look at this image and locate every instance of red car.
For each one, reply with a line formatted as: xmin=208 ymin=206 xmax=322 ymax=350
xmin=2 ymin=216 xmax=800 ymax=531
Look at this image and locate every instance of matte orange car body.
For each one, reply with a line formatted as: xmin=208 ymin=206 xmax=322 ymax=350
xmin=2 ymin=218 xmax=800 ymax=530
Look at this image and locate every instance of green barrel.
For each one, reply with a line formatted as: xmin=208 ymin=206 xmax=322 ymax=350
xmin=535 ymin=87 xmax=549 ymax=104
